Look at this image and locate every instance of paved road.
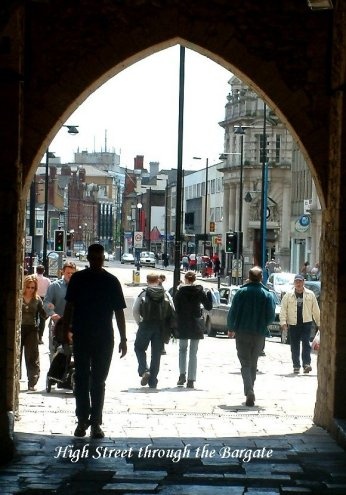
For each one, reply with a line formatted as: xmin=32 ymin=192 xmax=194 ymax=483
xmin=2 ymin=264 xmax=346 ymax=494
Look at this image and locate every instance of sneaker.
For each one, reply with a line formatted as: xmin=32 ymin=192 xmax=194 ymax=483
xmin=140 ymin=371 xmax=151 ymax=386
xmin=245 ymin=390 xmax=255 ymax=407
xmin=90 ymin=425 xmax=105 ymax=439
xmin=74 ymin=420 xmax=90 ymax=438
xmin=303 ymin=365 xmax=312 ymax=374
xmin=293 ymin=367 xmax=300 ymax=374
xmin=38 ymin=339 xmax=44 ymax=345
xmin=186 ymin=380 xmax=194 ymax=389
xmin=28 ymin=386 xmax=36 ymax=392
xmin=177 ymin=374 xmax=186 ymax=386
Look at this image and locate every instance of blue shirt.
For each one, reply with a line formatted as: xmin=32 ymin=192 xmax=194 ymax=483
xmin=43 ymin=277 xmax=69 ymax=317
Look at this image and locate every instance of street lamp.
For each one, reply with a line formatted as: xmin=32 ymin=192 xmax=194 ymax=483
xmin=42 ymin=124 xmax=79 ymax=273
xmin=193 ymin=156 xmax=209 ymax=255
xmin=234 ymin=125 xmax=245 ymax=284
xmin=63 ymin=125 xmax=79 ymax=135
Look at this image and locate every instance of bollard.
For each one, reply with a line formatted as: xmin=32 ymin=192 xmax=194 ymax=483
xmin=133 ymin=270 xmax=140 ymax=284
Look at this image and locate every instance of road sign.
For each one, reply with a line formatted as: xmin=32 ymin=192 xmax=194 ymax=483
xmin=134 ymin=231 xmax=143 ymax=248
xmin=25 ymin=236 xmax=32 ymax=253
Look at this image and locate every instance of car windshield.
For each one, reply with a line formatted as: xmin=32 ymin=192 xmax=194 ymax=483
xmin=276 ymin=274 xmax=294 ymax=285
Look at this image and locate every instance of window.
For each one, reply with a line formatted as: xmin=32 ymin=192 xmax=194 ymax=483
xmin=210 ymin=179 xmax=215 ymax=194
xmin=275 ymin=134 xmax=281 ymax=163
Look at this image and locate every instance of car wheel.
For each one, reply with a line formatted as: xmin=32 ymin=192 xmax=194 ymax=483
xmin=206 ymin=318 xmax=216 ymax=337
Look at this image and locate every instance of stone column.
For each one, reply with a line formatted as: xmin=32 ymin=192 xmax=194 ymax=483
xmin=228 ymin=183 xmax=236 ymax=232
xmin=223 ymin=183 xmax=230 ymax=232
xmin=0 ymin=8 xmax=25 ymax=464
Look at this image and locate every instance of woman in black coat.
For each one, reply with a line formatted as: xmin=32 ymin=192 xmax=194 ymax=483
xmin=173 ymin=271 xmax=212 ymax=388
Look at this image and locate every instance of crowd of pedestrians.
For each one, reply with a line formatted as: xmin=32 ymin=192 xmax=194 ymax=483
xmin=19 ymin=247 xmax=320 ymax=439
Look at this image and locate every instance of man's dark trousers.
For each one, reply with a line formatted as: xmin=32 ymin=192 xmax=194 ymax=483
xmin=73 ymin=333 xmax=114 ymax=426
xmin=235 ymin=332 xmax=265 ymax=396
xmin=289 ymin=322 xmax=312 ymax=369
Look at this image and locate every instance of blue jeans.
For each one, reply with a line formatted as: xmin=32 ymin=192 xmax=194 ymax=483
xmin=73 ymin=333 xmax=114 ymax=425
xmin=179 ymin=339 xmax=200 ymax=381
xmin=235 ymin=332 xmax=265 ymax=396
xmin=134 ymin=322 xmax=163 ymax=387
xmin=289 ymin=322 xmax=312 ymax=368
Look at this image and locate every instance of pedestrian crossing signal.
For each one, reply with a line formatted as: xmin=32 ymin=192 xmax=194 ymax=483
xmin=54 ymin=230 xmax=65 ymax=252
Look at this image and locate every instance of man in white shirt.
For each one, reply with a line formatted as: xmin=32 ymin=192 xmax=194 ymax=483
xmin=280 ymin=274 xmax=320 ymax=374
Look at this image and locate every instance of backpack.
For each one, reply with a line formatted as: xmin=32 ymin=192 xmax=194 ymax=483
xmin=139 ymin=287 xmax=171 ymax=321
xmin=139 ymin=287 xmax=177 ymax=342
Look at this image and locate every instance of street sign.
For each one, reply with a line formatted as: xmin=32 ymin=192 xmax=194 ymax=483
xmin=134 ymin=231 xmax=143 ymax=248
xmin=25 ymin=236 xmax=32 ymax=253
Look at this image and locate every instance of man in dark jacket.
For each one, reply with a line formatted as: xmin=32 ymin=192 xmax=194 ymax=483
xmin=227 ymin=266 xmax=275 ymax=407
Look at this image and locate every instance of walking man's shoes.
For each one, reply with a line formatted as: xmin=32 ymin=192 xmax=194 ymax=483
xmin=74 ymin=420 xmax=90 ymax=437
xmin=177 ymin=374 xmax=186 ymax=386
xmin=140 ymin=371 xmax=151 ymax=386
xmin=90 ymin=425 xmax=105 ymax=439
xmin=186 ymin=380 xmax=194 ymax=389
xmin=245 ymin=390 xmax=255 ymax=407
xmin=303 ymin=365 xmax=312 ymax=374
xmin=293 ymin=367 xmax=300 ymax=374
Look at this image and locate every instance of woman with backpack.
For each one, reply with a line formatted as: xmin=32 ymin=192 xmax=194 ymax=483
xmin=174 ymin=271 xmax=213 ymax=388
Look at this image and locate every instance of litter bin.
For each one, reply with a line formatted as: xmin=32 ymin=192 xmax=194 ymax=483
xmin=133 ymin=270 xmax=140 ymax=284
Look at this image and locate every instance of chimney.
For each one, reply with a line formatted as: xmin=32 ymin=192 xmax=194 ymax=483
xmin=134 ymin=155 xmax=144 ymax=170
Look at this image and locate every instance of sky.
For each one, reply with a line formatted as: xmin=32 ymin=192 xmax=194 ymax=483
xmin=50 ymin=46 xmax=233 ymax=171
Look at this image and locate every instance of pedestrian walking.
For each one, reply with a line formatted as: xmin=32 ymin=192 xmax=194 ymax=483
xmin=63 ymin=244 xmax=127 ymax=439
xmin=133 ymin=273 xmax=175 ymax=389
xmin=35 ymin=265 xmax=51 ymax=344
xmin=43 ymin=261 xmax=77 ymax=362
xmin=227 ymin=266 xmax=275 ymax=406
xmin=21 ymin=275 xmax=47 ymax=391
xmin=279 ymin=273 xmax=320 ymax=374
xmin=174 ymin=271 xmax=213 ymax=389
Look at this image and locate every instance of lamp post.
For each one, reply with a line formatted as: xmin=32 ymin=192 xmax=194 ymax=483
xmin=260 ymin=103 xmax=268 ymax=280
xmin=173 ymin=45 xmax=185 ymax=295
xmin=42 ymin=149 xmax=55 ymax=273
xmin=193 ymin=156 xmax=209 ymax=255
xmin=42 ymin=124 xmax=79 ymax=273
xmin=234 ymin=125 xmax=245 ymax=284
xmin=164 ymin=182 xmax=168 ymax=266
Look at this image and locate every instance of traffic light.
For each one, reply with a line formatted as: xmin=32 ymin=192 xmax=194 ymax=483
xmin=225 ymin=231 xmax=238 ymax=253
xmin=66 ymin=232 xmax=71 ymax=249
xmin=54 ymin=229 xmax=65 ymax=252
xmin=209 ymin=221 xmax=215 ymax=232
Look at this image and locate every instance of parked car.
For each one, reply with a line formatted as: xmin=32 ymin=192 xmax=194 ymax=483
xmin=203 ymin=285 xmax=240 ymax=337
xmin=267 ymin=272 xmax=295 ymax=299
xmin=203 ymin=285 xmax=281 ymax=338
xmin=121 ymin=253 xmax=135 ymax=264
xmin=139 ymin=251 xmax=156 ymax=268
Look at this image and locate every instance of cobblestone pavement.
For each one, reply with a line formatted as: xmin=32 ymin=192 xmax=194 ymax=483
xmin=1 ymin=266 xmax=346 ymax=494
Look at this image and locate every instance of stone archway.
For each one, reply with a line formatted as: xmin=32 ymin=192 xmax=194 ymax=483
xmin=1 ymin=0 xmax=346 ymax=463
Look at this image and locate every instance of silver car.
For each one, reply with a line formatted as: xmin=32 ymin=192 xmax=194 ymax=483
xmin=139 ymin=251 xmax=156 ymax=268
xmin=204 ymin=285 xmax=281 ymax=338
